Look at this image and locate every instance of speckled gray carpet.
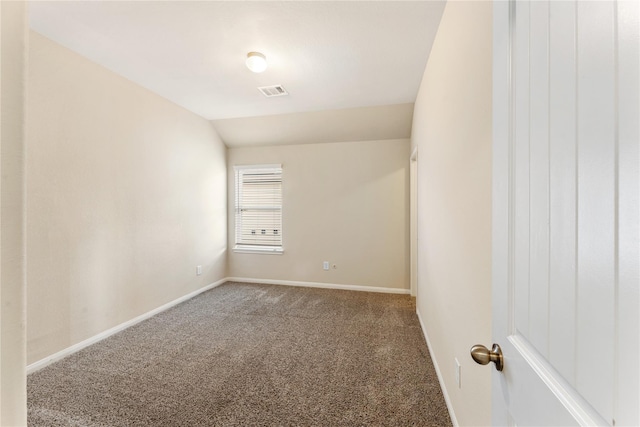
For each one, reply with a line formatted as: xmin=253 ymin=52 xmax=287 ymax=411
xmin=28 ymin=282 xmax=451 ymax=426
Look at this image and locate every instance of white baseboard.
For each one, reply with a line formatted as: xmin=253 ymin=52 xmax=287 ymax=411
xmin=26 ymin=278 xmax=228 ymax=374
xmin=227 ymin=277 xmax=410 ymax=294
xmin=27 ymin=277 xmax=409 ymax=375
xmin=416 ymin=308 xmax=459 ymax=427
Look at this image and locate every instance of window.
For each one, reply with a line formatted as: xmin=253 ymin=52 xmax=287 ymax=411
xmin=234 ymin=165 xmax=283 ymax=254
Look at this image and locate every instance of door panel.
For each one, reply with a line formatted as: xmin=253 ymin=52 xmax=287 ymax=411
xmin=617 ymin=2 xmax=640 ymax=423
xmin=527 ymin=0 xmax=550 ymax=357
xmin=547 ymin=0 xmax=577 ymax=384
xmin=576 ymin=2 xmax=616 ymax=417
xmin=512 ymin=0 xmax=530 ymax=340
xmin=492 ymin=1 xmax=639 ymax=425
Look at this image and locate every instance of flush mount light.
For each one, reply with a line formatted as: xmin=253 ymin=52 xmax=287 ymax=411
xmin=246 ymin=52 xmax=267 ymax=73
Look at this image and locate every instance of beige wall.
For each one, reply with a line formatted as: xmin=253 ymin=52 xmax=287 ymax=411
xmin=1 ymin=2 xmax=28 ymax=424
xmin=411 ymin=1 xmax=492 ymax=426
xmin=227 ymin=139 xmax=410 ymax=291
xmin=26 ymin=32 xmax=228 ymax=365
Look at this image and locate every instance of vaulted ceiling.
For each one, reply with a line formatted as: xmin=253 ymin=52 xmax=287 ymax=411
xmin=29 ymin=1 xmax=445 ymax=147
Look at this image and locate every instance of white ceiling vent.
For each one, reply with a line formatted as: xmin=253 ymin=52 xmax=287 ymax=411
xmin=258 ymin=85 xmax=289 ymax=98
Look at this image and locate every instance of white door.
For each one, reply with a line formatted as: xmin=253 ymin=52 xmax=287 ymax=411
xmin=489 ymin=1 xmax=639 ymax=426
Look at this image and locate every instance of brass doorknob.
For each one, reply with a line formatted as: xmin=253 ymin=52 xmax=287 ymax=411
xmin=470 ymin=343 xmax=504 ymax=371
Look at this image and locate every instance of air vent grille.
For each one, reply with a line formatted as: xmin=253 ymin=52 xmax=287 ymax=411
xmin=258 ymin=85 xmax=289 ymax=97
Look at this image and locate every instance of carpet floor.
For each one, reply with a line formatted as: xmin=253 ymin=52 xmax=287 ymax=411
xmin=28 ymin=282 xmax=452 ymax=426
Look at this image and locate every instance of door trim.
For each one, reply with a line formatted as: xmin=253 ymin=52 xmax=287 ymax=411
xmin=410 ymin=146 xmax=418 ymax=298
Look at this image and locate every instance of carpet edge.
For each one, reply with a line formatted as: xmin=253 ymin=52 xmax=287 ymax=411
xmin=416 ymin=308 xmax=460 ymax=426
xmin=28 ymin=277 xmax=408 ymax=375
xmin=227 ymin=277 xmax=410 ymax=294
xmin=27 ymin=278 xmax=228 ymax=374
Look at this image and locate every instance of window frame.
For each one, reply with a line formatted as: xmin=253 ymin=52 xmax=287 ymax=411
xmin=233 ymin=164 xmax=284 ymax=255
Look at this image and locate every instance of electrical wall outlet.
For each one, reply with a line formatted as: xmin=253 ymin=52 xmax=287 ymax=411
xmin=323 ymin=261 xmax=329 ymax=271
xmin=454 ymin=358 xmax=461 ymax=388
xmin=196 ymin=265 xmax=202 ymax=276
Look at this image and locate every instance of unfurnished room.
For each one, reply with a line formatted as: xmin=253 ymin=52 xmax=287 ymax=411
xmin=0 ymin=1 xmax=638 ymax=426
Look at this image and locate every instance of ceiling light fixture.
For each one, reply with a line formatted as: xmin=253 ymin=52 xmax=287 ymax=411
xmin=246 ymin=52 xmax=267 ymax=73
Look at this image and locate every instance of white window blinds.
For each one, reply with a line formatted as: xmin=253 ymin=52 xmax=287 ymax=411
xmin=234 ymin=165 xmax=282 ymax=249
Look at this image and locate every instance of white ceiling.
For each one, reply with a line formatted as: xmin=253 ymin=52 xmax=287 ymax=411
xmin=213 ymin=103 xmax=414 ymax=147
xmin=29 ymin=1 xmax=445 ymax=147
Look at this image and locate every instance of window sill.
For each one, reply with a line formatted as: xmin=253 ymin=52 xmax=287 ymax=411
xmin=233 ymin=245 xmax=284 ymax=255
